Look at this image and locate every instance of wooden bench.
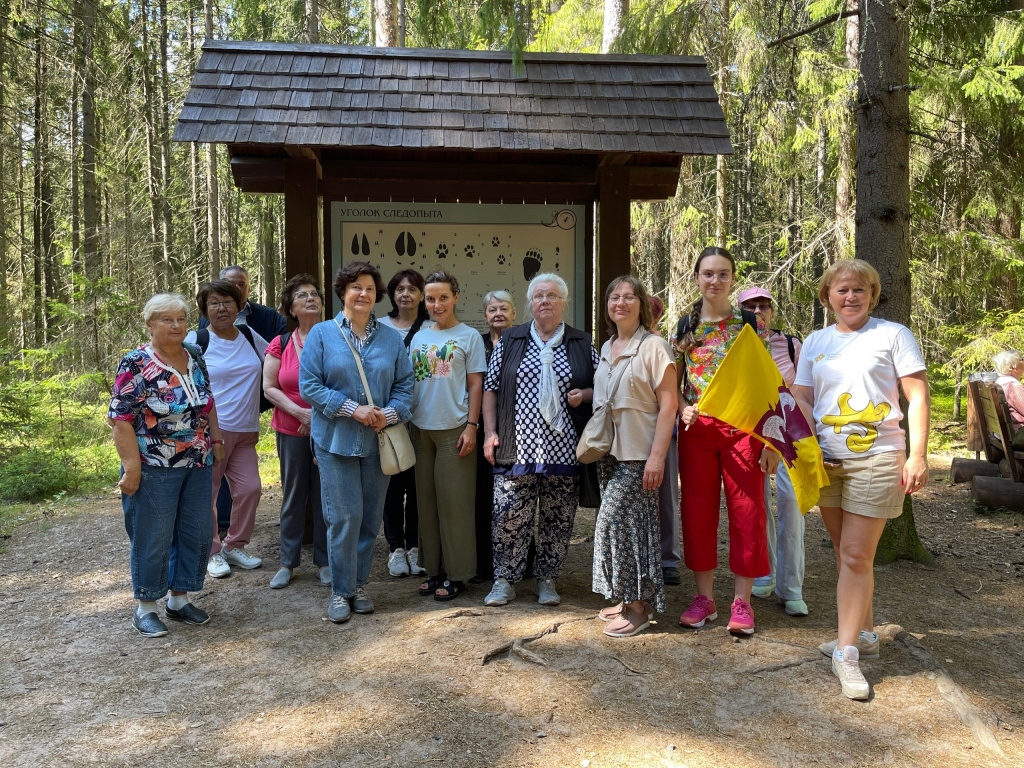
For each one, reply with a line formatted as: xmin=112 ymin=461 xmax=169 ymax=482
xmin=965 ymin=380 xmax=1024 ymax=510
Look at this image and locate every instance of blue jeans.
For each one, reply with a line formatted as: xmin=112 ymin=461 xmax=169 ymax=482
xmin=315 ymin=447 xmax=390 ymax=598
xmin=754 ymin=463 xmax=805 ymax=600
xmin=122 ymin=464 xmax=213 ymax=601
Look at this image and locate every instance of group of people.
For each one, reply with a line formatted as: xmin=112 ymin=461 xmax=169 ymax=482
xmin=110 ymin=251 xmax=931 ymax=702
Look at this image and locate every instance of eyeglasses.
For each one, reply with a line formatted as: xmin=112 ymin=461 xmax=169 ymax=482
xmin=742 ymin=302 xmax=772 ymax=312
xmin=208 ymin=301 xmax=236 ymax=310
xmin=608 ymin=294 xmax=638 ymax=304
xmin=294 ymin=291 xmax=322 ymax=301
xmin=698 ymin=271 xmax=733 ymax=283
xmin=531 ymin=292 xmax=562 ymax=304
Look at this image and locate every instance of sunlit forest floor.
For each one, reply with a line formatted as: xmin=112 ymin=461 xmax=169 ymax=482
xmin=0 ymin=454 xmax=1021 ymax=767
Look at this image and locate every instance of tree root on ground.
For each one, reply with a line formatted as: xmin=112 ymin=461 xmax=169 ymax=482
xmin=481 ymin=617 xmax=594 ymax=666
xmin=428 ymin=609 xmax=484 ymax=621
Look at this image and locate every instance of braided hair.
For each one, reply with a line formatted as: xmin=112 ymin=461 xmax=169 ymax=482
xmin=676 ymin=246 xmax=736 ymax=354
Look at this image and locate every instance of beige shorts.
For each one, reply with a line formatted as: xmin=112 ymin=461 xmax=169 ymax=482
xmin=817 ymin=450 xmax=906 ymax=519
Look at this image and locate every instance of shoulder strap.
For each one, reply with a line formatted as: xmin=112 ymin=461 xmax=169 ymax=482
xmin=335 ymin=318 xmax=376 ymax=408
xmin=237 ymin=324 xmax=262 ymax=358
xmin=182 ymin=341 xmax=210 ymax=382
xmin=786 ymin=333 xmax=797 ymax=364
xmin=278 ymin=330 xmax=292 ymax=352
xmin=195 ymin=329 xmax=210 ymax=353
xmin=675 ymin=315 xmax=690 ymax=345
xmin=740 ymin=308 xmax=758 ymax=332
xmin=606 ymin=330 xmax=649 ymax=403
xmin=403 ymin=317 xmax=424 ymax=348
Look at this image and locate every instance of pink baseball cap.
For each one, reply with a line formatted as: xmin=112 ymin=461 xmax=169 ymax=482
xmin=737 ymin=286 xmax=773 ymax=305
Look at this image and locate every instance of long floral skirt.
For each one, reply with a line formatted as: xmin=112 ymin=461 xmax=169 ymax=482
xmin=592 ymin=456 xmax=666 ymax=612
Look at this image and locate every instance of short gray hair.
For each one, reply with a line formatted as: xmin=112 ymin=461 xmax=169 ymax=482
xmin=993 ymin=350 xmax=1023 ymax=376
xmin=524 ymin=273 xmax=568 ymax=319
xmin=220 ymin=264 xmax=249 ymax=279
xmin=482 ymin=289 xmax=515 ymax=313
xmin=143 ymin=293 xmax=189 ymax=325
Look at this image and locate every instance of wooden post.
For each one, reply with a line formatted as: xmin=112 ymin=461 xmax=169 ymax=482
xmin=284 ymin=156 xmax=322 ymax=289
xmin=950 ymin=457 xmax=1001 ymax=484
xmin=597 ymin=166 xmax=631 ymax=345
xmin=971 ymin=475 xmax=1024 ymax=512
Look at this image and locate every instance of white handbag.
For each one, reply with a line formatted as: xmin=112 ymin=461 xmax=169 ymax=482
xmin=337 ymin=320 xmax=416 ymax=476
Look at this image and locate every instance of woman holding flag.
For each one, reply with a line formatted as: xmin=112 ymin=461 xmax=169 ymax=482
xmin=675 ymin=246 xmax=777 ymax=636
xmin=793 ymin=259 xmax=929 ymax=700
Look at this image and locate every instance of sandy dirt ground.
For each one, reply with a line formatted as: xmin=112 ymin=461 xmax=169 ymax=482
xmin=1 ymin=456 xmax=1022 ymax=768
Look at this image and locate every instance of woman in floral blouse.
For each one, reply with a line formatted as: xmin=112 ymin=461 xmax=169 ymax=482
xmin=109 ymin=293 xmax=224 ymax=638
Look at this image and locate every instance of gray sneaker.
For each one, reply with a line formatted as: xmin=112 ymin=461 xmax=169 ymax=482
xmin=269 ymin=568 xmax=292 ymax=589
xmin=406 ymin=547 xmax=427 ymax=576
xmin=351 ymin=587 xmax=374 ymax=614
xmin=327 ymin=594 xmax=351 ymax=623
xmin=318 ymin=566 xmax=332 ymax=587
xmin=832 ymin=645 xmax=870 ymax=700
xmin=535 ymin=578 xmax=561 ymax=606
xmin=222 ymin=547 xmax=262 ymax=570
xmin=820 ymin=631 xmax=880 ymax=659
xmin=484 ymin=577 xmax=516 ymax=606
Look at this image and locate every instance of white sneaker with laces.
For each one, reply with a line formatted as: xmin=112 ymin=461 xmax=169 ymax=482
xmin=535 ymin=578 xmax=561 ymax=606
xmin=222 ymin=547 xmax=262 ymax=569
xmin=406 ymin=547 xmax=427 ymax=576
xmin=833 ymin=645 xmax=870 ymax=699
xmin=388 ymin=548 xmax=410 ymax=577
xmin=484 ymin=578 xmax=516 ymax=606
xmin=207 ymin=553 xmax=231 ymax=578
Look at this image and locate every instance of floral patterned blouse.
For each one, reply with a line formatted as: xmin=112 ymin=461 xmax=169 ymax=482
xmin=108 ymin=343 xmax=215 ymax=468
xmin=677 ymin=308 xmax=768 ymax=403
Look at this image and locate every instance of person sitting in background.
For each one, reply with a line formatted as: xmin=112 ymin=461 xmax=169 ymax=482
xmin=378 ymin=269 xmax=430 ymax=579
xmin=109 ymin=293 xmax=223 ymax=637
xmin=186 ymin=280 xmax=268 ymax=579
xmin=647 ymin=295 xmax=681 ymax=587
xmin=199 ymin=265 xmax=286 ymax=543
xmin=473 ymin=290 xmax=517 ymax=583
xmin=737 ymin=286 xmax=809 ymax=618
xmin=264 ymin=274 xmax=330 ymax=590
xmin=994 ymin=351 xmax=1024 ymax=446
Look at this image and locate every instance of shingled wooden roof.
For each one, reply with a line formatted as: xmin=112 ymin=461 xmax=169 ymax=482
xmin=173 ymin=40 xmax=732 ymax=156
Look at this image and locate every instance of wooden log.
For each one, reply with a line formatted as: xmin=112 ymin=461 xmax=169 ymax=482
xmin=970 ymin=475 xmax=1024 ymax=511
xmin=950 ymin=457 xmax=1001 ymax=484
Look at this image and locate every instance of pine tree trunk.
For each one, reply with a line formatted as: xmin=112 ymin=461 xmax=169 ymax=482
xmin=601 ymin=0 xmax=629 ymax=53
xmin=306 ymin=0 xmax=319 ymax=43
xmin=714 ymin=0 xmax=731 ymax=248
xmin=159 ymin=0 xmax=173 ymax=285
xmin=0 ymin=0 xmax=9 ymax=342
xmin=204 ymin=0 xmax=220 ymax=276
xmin=82 ymin=0 xmax=99 ymax=291
xmin=835 ymin=0 xmax=859 ymax=259
xmin=856 ymin=0 xmax=932 ymax=566
xmin=32 ymin=16 xmax=45 ymax=346
xmin=375 ymin=0 xmax=397 ymax=47
xmin=141 ymin=0 xmax=164 ymax=291
xmin=813 ymin=129 xmax=827 ymax=329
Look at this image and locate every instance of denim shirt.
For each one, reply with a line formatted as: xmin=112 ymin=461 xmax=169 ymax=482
xmin=299 ymin=317 xmax=414 ymax=457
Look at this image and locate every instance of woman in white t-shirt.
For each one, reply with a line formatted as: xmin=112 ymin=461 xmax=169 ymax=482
xmin=792 ymin=259 xmax=930 ymax=701
xmin=185 ymin=279 xmax=269 ymax=580
xmin=409 ymin=270 xmax=487 ymax=601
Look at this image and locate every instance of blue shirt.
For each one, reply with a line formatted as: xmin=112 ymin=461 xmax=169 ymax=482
xmin=299 ymin=317 xmax=414 ymax=457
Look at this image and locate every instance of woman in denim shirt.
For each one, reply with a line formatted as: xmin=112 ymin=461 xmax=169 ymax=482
xmin=300 ymin=261 xmax=415 ymax=624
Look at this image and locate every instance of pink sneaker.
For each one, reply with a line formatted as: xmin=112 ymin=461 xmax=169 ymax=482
xmin=727 ymin=597 xmax=755 ymax=635
xmin=679 ymin=595 xmax=718 ymax=628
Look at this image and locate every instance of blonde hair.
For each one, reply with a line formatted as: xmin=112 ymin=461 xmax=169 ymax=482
xmin=818 ymin=259 xmax=882 ymax=310
xmin=993 ymin=350 xmax=1023 ymax=376
xmin=143 ymin=293 xmax=189 ymax=325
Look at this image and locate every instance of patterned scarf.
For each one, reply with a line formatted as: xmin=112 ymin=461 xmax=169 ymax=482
xmin=530 ymin=321 xmax=567 ymax=436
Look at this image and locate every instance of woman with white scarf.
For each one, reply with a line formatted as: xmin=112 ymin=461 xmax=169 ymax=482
xmin=482 ymin=274 xmax=598 ymax=607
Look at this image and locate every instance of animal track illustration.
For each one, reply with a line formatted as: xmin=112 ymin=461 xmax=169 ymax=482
xmin=464 ymin=245 xmax=476 ymax=259
xmin=395 ymin=232 xmax=417 ymax=258
xmin=436 ymin=243 xmax=449 ymax=259
xmin=497 ymin=254 xmax=506 ymax=265
xmin=491 ymin=237 xmax=501 ymax=247
xmin=523 ymin=249 xmax=542 ymax=280
xmin=350 ymin=233 xmax=371 ymax=256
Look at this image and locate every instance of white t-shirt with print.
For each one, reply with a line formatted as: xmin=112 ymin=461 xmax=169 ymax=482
xmin=409 ymin=322 xmax=487 ymax=430
xmin=185 ymin=329 xmax=268 ymax=432
xmin=794 ymin=317 xmax=925 ymax=459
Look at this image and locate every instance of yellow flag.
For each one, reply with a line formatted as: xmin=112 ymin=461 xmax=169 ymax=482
xmin=697 ymin=324 xmax=829 ymax=513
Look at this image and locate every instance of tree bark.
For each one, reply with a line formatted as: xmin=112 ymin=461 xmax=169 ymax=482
xmin=159 ymin=0 xmax=174 ymax=286
xmin=82 ymin=0 xmax=100 ymax=288
xmin=715 ymin=0 xmax=731 ymax=248
xmin=0 ymin=0 xmax=9 ymax=342
xmin=375 ymin=0 xmax=397 ymax=47
xmin=602 ymin=0 xmax=629 ymax=53
xmin=204 ymin=0 xmax=220 ymax=276
xmin=856 ymin=0 xmax=932 ymax=566
xmin=141 ymin=0 xmax=165 ymax=291
xmin=834 ymin=0 xmax=859 ymax=259
xmin=306 ymin=0 xmax=319 ymax=43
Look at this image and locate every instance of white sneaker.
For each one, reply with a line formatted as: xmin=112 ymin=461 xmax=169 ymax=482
xmin=832 ymin=645 xmax=870 ymax=700
xmin=406 ymin=547 xmax=427 ymax=576
xmin=820 ymin=631 xmax=880 ymax=659
xmin=388 ymin=548 xmax=410 ymax=577
xmin=207 ymin=553 xmax=230 ymax=578
xmin=535 ymin=578 xmax=560 ymax=606
xmin=484 ymin=578 xmax=516 ymax=606
xmin=222 ymin=547 xmax=262 ymax=570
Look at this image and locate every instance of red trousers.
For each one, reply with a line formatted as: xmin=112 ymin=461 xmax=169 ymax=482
xmin=678 ymin=416 xmax=768 ymax=577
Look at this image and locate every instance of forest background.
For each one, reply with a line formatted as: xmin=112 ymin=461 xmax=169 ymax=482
xmin=0 ymin=0 xmax=1022 ymax=513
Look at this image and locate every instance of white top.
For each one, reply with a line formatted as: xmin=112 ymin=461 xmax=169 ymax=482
xmin=185 ymin=329 xmax=268 ymax=432
xmin=794 ymin=317 xmax=925 ymax=459
xmin=409 ymin=322 xmax=487 ymax=430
